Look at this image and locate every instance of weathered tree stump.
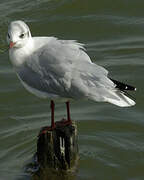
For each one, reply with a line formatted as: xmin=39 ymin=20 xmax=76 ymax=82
xmin=30 ymin=119 xmax=78 ymax=180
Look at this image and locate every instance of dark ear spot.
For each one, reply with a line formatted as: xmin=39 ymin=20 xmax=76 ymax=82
xmin=27 ymin=31 xmax=30 ymax=37
xmin=7 ymin=33 xmax=10 ymax=39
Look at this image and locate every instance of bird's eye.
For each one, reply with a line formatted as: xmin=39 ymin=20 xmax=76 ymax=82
xmin=19 ymin=33 xmax=25 ymax=38
xmin=7 ymin=33 xmax=10 ymax=39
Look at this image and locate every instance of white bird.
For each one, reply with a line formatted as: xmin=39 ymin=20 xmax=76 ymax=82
xmin=7 ymin=20 xmax=136 ymax=130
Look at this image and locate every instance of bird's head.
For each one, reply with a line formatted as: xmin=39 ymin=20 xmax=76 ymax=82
xmin=7 ymin=20 xmax=31 ymax=49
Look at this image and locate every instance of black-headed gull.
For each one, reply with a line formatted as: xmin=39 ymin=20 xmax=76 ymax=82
xmin=7 ymin=20 xmax=136 ymax=130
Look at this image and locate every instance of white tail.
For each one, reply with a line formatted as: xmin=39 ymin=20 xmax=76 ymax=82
xmin=104 ymin=91 xmax=136 ymax=107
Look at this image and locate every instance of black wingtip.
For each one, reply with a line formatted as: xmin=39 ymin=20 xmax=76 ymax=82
xmin=110 ymin=78 xmax=137 ymax=91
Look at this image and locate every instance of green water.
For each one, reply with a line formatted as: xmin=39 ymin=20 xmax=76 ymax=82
xmin=0 ymin=0 xmax=143 ymax=179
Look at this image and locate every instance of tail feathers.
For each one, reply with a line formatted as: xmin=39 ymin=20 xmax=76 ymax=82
xmin=106 ymin=78 xmax=136 ymax=107
xmin=90 ymin=90 xmax=136 ymax=107
xmin=88 ymin=77 xmax=136 ymax=107
xmin=105 ymin=92 xmax=136 ymax=107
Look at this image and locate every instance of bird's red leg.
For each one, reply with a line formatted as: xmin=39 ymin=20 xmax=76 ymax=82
xmin=38 ymin=100 xmax=55 ymax=135
xmin=66 ymin=101 xmax=72 ymax=124
xmin=51 ymin=100 xmax=55 ymax=129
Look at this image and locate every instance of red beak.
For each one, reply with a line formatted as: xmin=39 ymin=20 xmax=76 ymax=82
xmin=9 ymin=41 xmax=16 ymax=48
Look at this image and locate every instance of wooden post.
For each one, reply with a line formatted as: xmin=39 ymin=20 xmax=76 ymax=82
xmin=28 ymin=119 xmax=78 ymax=180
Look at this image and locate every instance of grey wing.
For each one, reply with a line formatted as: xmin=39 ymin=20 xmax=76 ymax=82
xmin=16 ymin=61 xmax=72 ymax=98
xmin=16 ymin=38 xmax=110 ymax=99
xmin=16 ymin=40 xmax=77 ymax=97
xmin=32 ymin=38 xmax=108 ymax=78
xmin=66 ymin=60 xmax=115 ymax=100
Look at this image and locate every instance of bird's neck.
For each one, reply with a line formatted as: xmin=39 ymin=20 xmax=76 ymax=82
xmin=9 ymin=38 xmax=34 ymax=67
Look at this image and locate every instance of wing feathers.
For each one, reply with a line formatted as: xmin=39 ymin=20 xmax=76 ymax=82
xmin=110 ymin=78 xmax=136 ymax=91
